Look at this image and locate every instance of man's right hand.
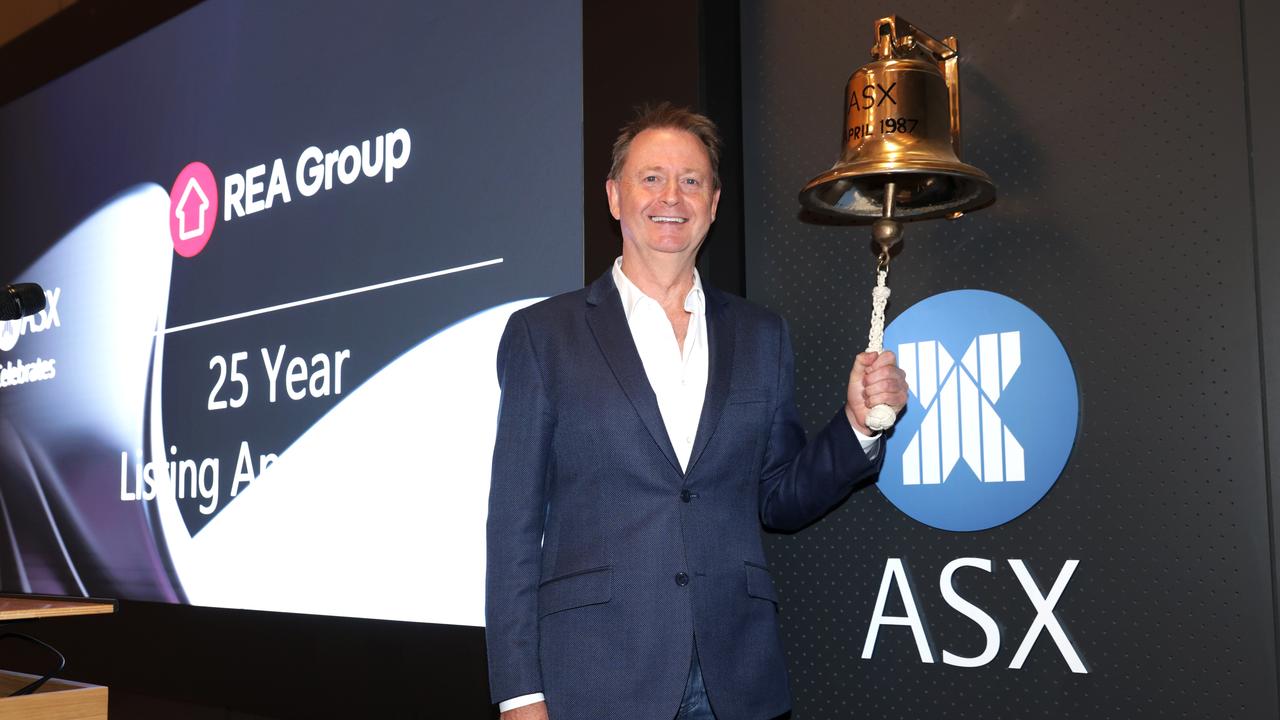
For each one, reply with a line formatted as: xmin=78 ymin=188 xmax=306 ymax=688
xmin=501 ymin=701 xmax=549 ymax=720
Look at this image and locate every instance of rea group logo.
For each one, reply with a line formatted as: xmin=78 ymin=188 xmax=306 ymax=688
xmin=169 ymin=162 xmax=219 ymax=257
xmin=167 ymin=128 xmax=411 ymax=258
xmin=879 ymin=290 xmax=1079 ymax=531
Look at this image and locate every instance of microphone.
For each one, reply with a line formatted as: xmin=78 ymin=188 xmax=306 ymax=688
xmin=1 ymin=283 xmax=47 ymax=321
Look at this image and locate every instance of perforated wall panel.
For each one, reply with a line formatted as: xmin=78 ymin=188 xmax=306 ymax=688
xmin=741 ymin=1 xmax=1278 ymax=717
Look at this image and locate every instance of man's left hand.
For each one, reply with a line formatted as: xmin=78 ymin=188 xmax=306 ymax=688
xmin=845 ymin=350 xmax=908 ymax=436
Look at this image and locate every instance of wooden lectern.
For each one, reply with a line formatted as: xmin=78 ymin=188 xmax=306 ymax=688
xmin=0 ymin=595 xmax=116 ymax=720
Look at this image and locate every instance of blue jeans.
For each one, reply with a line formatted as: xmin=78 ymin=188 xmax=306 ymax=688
xmin=675 ymin=643 xmax=717 ymax=720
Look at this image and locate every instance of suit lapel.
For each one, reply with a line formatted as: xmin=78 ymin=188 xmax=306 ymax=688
xmin=685 ymin=286 xmax=733 ymax=476
xmin=584 ymin=272 xmax=683 ymax=476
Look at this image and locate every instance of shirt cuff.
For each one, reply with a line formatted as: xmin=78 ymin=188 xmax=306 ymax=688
xmin=850 ymin=420 xmax=881 ymax=461
xmin=498 ymin=693 xmax=545 ymax=713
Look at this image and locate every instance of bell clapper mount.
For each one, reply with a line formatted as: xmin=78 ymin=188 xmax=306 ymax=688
xmin=865 ymin=182 xmax=902 ymax=433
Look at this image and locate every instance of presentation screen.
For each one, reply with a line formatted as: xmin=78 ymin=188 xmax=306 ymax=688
xmin=0 ymin=0 xmax=583 ymax=626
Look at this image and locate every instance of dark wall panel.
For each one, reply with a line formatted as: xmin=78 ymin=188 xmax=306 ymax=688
xmin=581 ymin=0 xmax=746 ymax=295
xmin=1245 ymin=0 xmax=1280 ymax=685
xmin=742 ymin=1 xmax=1277 ymax=717
xmin=582 ymin=1 xmax=700 ymax=284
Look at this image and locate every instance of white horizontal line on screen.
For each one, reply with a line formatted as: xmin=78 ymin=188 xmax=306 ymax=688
xmin=158 ymin=257 xmax=505 ymax=336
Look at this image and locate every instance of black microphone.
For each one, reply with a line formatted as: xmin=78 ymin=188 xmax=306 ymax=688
xmin=1 ymin=283 xmax=47 ymax=321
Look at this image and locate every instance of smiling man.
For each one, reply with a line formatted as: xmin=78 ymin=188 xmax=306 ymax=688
xmin=486 ymin=103 xmax=907 ymax=720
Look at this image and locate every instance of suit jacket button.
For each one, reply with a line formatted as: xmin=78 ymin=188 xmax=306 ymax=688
xmin=675 ymin=572 xmax=690 ymax=587
xmin=680 ymin=489 xmax=692 ymax=503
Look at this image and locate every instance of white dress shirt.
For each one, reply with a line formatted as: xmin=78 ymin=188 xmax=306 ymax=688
xmin=498 ymin=259 xmax=878 ymax=714
xmin=613 ymin=257 xmax=709 ymax=471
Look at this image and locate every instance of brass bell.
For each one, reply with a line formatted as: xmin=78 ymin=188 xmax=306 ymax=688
xmin=799 ymin=16 xmax=995 ymax=224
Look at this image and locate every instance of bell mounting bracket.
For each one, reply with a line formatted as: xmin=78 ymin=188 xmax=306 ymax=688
xmin=873 ymin=16 xmax=963 ymax=159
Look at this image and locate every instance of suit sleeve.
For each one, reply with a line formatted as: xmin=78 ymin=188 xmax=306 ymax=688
xmin=486 ymin=312 xmax=555 ymax=703
xmin=758 ymin=317 xmax=884 ymax=531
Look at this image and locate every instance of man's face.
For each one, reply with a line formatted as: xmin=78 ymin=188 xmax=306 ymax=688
xmin=606 ymin=128 xmax=721 ymax=263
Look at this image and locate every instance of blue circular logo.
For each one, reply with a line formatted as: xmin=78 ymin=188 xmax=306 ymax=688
xmin=878 ymin=290 xmax=1078 ymax=531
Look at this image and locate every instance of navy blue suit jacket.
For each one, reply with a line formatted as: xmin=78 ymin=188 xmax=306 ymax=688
xmin=486 ymin=271 xmax=882 ymax=720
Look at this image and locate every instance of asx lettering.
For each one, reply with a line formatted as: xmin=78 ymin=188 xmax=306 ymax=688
xmin=850 ymin=82 xmax=898 ymax=110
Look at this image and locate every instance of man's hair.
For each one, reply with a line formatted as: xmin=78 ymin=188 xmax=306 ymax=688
xmin=608 ymin=102 xmax=722 ymax=190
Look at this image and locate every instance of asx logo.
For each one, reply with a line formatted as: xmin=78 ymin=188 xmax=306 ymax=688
xmin=879 ymin=290 xmax=1079 ymax=531
xmin=897 ymin=331 xmax=1025 ymax=487
xmin=0 ymin=286 xmax=62 ymax=352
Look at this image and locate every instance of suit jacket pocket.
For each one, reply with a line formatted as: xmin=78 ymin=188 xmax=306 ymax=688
xmin=538 ymin=566 xmax=613 ymax=618
xmin=744 ymin=561 xmax=779 ymax=605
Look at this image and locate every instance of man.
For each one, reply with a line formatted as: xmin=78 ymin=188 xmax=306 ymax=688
xmin=486 ymin=104 xmax=908 ymax=720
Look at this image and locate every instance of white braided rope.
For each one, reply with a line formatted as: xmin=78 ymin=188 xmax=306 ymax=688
xmin=866 ymin=269 xmax=890 ymax=353
xmin=864 ymin=268 xmax=896 ymax=431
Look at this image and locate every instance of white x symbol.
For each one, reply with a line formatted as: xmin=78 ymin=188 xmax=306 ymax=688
xmin=898 ymin=332 xmax=1024 ymax=485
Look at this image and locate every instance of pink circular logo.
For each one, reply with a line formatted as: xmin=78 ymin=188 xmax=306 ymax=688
xmin=169 ymin=161 xmax=219 ymax=257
